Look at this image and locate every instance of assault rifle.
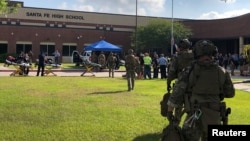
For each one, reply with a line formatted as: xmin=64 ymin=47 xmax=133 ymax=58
xmin=220 ymin=102 xmax=231 ymax=125
xmin=233 ymin=80 xmax=250 ymax=84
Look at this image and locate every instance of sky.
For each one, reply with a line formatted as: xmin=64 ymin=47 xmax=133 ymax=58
xmin=18 ymin=0 xmax=250 ymax=20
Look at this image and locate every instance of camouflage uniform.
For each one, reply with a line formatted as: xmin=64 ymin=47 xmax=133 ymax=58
xmin=98 ymin=52 xmax=106 ymax=68
xmin=167 ymin=40 xmax=235 ymax=141
xmin=92 ymin=52 xmax=99 ymax=71
xmin=92 ymin=52 xmax=98 ymax=63
xmin=107 ymin=52 xmax=117 ymax=78
xmin=166 ymin=39 xmax=194 ymax=119
xmin=167 ymin=39 xmax=194 ymax=91
xmin=125 ymin=49 xmax=137 ymax=91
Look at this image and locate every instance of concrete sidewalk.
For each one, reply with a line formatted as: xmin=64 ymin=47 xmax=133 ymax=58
xmin=1 ymin=66 xmax=249 ymax=92
xmin=0 ymin=66 xmax=126 ymax=77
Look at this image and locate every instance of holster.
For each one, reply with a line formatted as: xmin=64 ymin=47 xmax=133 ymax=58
xmin=184 ymin=94 xmax=191 ymax=113
xmin=220 ymin=102 xmax=231 ymax=125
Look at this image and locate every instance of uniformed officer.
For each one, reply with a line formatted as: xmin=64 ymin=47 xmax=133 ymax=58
xmin=98 ymin=51 xmax=106 ymax=69
xmin=167 ymin=39 xmax=194 ymax=120
xmin=167 ymin=39 xmax=193 ymax=92
xmin=125 ymin=49 xmax=137 ymax=91
xmin=107 ymin=52 xmax=117 ymax=78
xmin=167 ymin=40 xmax=235 ymax=141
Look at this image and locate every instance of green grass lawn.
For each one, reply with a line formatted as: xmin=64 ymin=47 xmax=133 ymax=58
xmin=0 ymin=74 xmax=249 ymax=140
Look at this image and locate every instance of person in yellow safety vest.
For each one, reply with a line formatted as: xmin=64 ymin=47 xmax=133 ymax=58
xmin=143 ymin=52 xmax=152 ymax=79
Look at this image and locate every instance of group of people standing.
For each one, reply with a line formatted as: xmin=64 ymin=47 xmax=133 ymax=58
xmin=124 ymin=49 xmax=170 ymax=91
xmin=15 ymin=50 xmax=33 ymax=76
xmin=129 ymin=51 xmax=169 ymax=80
xmin=215 ymin=52 xmax=249 ymax=76
xmin=90 ymin=51 xmax=120 ymax=78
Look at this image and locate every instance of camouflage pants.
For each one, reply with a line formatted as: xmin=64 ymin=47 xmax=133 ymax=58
xmin=182 ymin=106 xmax=220 ymax=141
xmin=126 ymin=70 xmax=135 ymax=91
xmin=108 ymin=66 xmax=115 ymax=77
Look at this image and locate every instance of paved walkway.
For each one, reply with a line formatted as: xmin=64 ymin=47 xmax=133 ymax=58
xmin=0 ymin=66 xmax=250 ymax=92
xmin=0 ymin=66 xmax=126 ymax=77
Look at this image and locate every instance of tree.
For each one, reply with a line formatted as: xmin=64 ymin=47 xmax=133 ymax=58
xmin=132 ymin=19 xmax=192 ymax=56
xmin=0 ymin=0 xmax=20 ymax=16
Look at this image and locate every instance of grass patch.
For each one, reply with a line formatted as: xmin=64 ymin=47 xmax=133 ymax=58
xmin=0 ymin=76 xmax=249 ymax=141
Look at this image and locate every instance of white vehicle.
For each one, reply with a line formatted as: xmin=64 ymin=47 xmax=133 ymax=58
xmin=72 ymin=50 xmax=92 ymax=66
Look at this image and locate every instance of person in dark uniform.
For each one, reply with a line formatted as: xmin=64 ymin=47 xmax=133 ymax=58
xmin=36 ymin=51 xmax=45 ymax=76
xmin=152 ymin=52 xmax=159 ymax=78
xmin=166 ymin=40 xmax=235 ymax=141
xmin=167 ymin=39 xmax=194 ymax=91
xmin=158 ymin=53 xmax=168 ymax=79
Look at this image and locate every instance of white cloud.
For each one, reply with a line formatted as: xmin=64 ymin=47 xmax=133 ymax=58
xmin=57 ymin=2 xmax=68 ymax=9
xmin=199 ymin=8 xmax=250 ymax=19
xmin=55 ymin=0 xmax=250 ymax=20
xmin=225 ymin=0 xmax=236 ymax=4
xmin=138 ymin=8 xmax=147 ymax=16
xmin=57 ymin=0 xmax=166 ymax=16
xmin=72 ymin=5 xmax=95 ymax=12
xmin=219 ymin=0 xmax=236 ymax=4
xmin=139 ymin=0 xmax=165 ymax=16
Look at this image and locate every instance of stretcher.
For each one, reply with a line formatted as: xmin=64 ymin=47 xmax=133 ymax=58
xmin=44 ymin=64 xmax=61 ymax=76
xmin=4 ymin=59 xmax=32 ymax=76
xmin=35 ymin=58 xmax=62 ymax=76
xmin=80 ymin=60 xmax=102 ymax=76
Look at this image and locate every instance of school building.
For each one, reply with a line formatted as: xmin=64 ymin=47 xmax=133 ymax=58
xmin=1 ymin=1 xmax=250 ymax=62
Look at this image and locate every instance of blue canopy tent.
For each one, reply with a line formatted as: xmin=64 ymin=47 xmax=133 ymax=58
xmin=84 ymin=40 xmax=122 ymax=52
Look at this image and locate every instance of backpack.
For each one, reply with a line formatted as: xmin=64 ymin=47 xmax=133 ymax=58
xmin=160 ymin=92 xmax=171 ymax=117
xmin=161 ymin=123 xmax=185 ymax=141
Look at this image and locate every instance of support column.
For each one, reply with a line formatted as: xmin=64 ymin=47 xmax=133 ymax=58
xmin=239 ymin=36 xmax=244 ymax=54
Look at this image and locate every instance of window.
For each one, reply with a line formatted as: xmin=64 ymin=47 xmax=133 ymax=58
xmin=0 ymin=43 xmax=8 ymax=54
xmin=62 ymin=44 xmax=77 ymax=56
xmin=40 ymin=44 xmax=55 ymax=56
xmin=16 ymin=43 xmax=32 ymax=54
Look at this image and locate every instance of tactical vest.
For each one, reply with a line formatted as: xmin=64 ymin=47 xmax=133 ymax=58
xmin=108 ymin=56 xmax=116 ymax=64
xmin=177 ymin=52 xmax=194 ymax=73
xmin=188 ymin=63 xmax=225 ymax=95
xmin=125 ymin=55 xmax=136 ymax=70
xmin=167 ymin=51 xmax=194 ymax=82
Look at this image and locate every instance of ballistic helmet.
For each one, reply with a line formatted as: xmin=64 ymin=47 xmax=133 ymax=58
xmin=193 ymin=40 xmax=217 ymax=58
xmin=178 ymin=39 xmax=191 ymax=49
xmin=128 ymin=49 xmax=134 ymax=55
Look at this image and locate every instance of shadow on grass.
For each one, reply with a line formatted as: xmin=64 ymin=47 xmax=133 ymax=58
xmin=88 ymin=90 xmax=128 ymax=95
xmin=132 ymin=132 xmax=162 ymax=141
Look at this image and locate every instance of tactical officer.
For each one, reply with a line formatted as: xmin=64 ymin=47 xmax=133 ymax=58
xmin=107 ymin=52 xmax=117 ymax=78
xmin=166 ymin=40 xmax=235 ymax=141
xmin=98 ymin=51 xmax=106 ymax=69
xmin=167 ymin=39 xmax=193 ymax=92
xmin=164 ymin=39 xmax=194 ymax=119
xmin=125 ymin=49 xmax=137 ymax=91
